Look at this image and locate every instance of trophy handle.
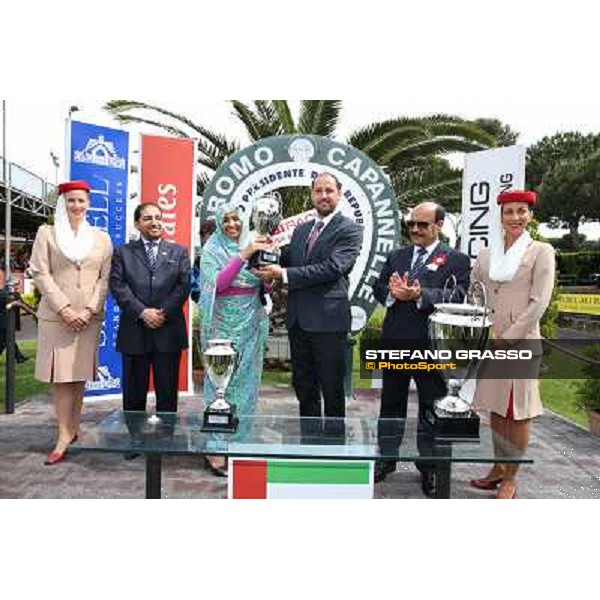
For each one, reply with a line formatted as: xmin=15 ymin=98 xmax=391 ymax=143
xmin=464 ymin=280 xmax=491 ymax=383
xmin=443 ymin=274 xmax=460 ymax=303
xmin=230 ymin=341 xmax=241 ymax=370
xmin=468 ymin=280 xmax=488 ymax=322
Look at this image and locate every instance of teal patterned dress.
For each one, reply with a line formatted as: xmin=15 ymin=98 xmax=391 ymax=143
xmin=199 ymin=204 xmax=269 ymax=416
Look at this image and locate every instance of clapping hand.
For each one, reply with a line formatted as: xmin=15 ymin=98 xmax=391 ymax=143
xmin=389 ymin=271 xmax=421 ymax=302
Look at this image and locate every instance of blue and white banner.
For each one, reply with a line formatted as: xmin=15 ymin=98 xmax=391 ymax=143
xmin=69 ymin=120 xmax=129 ymax=397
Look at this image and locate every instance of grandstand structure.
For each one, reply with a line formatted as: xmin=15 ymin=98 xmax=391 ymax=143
xmin=1 ymin=156 xmax=55 ymax=241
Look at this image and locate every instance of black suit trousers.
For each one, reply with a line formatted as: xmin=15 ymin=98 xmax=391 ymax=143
xmin=378 ymin=369 xmax=446 ymax=474
xmin=122 ymin=351 xmax=181 ymax=413
xmin=289 ymin=326 xmax=347 ymax=419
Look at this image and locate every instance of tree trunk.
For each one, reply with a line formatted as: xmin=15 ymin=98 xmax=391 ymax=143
xmin=569 ymin=221 xmax=580 ymax=249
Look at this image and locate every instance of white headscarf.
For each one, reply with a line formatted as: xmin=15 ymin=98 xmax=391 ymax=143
xmin=54 ymin=194 xmax=96 ymax=263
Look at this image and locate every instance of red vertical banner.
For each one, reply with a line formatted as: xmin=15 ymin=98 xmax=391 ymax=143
xmin=140 ymin=135 xmax=195 ymax=393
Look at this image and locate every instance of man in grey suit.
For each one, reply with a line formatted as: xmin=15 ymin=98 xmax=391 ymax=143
xmin=257 ymin=173 xmax=363 ymax=426
xmin=109 ymin=202 xmax=191 ymax=414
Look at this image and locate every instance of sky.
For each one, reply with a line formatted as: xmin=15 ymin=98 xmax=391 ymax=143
xmin=3 ymin=2 xmax=600 ymax=241
xmin=3 ymin=98 xmax=599 ymax=240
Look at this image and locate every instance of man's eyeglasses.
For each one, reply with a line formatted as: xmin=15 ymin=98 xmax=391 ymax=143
xmin=406 ymin=220 xmax=435 ymax=230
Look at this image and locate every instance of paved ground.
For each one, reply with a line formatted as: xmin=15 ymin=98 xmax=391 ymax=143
xmin=1 ymin=385 xmax=599 ymax=499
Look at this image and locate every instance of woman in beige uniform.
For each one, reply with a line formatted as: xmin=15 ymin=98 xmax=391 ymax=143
xmin=29 ymin=181 xmax=112 ymax=465
xmin=470 ymin=189 xmax=555 ymax=499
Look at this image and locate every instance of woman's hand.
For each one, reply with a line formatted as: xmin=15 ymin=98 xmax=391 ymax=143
xmin=77 ymin=307 xmax=95 ymax=327
xmin=239 ymin=237 xmax=276 ymax=261
xmin=59 ymin=306 xmax=88 ymax=332
xmin=492 ymin=327 xmax=510 ymax=349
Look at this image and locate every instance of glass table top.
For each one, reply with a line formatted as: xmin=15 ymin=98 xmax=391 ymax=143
xmin=72 ymin=411 xmax=532 ymax=465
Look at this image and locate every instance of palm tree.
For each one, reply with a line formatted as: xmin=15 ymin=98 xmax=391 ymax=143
xmin=347 ymin=115 xmax=496 ymax=213
xmin=104 ymin=100 xmax=497 ymax=215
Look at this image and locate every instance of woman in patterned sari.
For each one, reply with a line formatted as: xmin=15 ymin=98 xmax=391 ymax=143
xmin=199 ymin=203 xmax=273 ymax=476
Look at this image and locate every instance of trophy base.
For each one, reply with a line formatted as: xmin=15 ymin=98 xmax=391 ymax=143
xmin=202 ymin=404 xmax=239 ymax=433
xmin=422 ymin=406 xmax=480 ymax=441
xmin=248 ymin=250 xmax=279 ymax=270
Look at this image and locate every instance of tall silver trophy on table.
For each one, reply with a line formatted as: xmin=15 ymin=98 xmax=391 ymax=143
xmin=202 ymin=339 xmax=239 ymax=432
xmin=247 ymin=193 xmax=282 ymax=269
xmin=425 ymin=279 xmax=492 ymax=439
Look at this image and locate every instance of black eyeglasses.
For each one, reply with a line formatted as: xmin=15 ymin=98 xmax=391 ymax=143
xmin=406 ymin=220 xmax=435 ymax=229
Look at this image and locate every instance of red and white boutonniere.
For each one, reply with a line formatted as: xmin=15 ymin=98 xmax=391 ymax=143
xmin=426 ymin=254 xmax=448 ymax=271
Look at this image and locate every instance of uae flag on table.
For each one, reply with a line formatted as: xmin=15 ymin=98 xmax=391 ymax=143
xmin=228 ymin=458 xmax=374 ymax=499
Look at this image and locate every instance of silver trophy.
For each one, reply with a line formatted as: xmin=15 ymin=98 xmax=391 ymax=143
xmin=248 ymin=193 xmax=282 ymax=269
xmin=202 ymin=339 xmax=239 ymax=432
xmin=426 ymin=279 xmax=492 ymax=439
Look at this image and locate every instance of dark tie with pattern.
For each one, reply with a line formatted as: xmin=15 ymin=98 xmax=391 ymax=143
xmin=408 ymin=246 xmax=427 ymax=283
xmin=146 ymin=241 xmax=158 ymax=269
xmin=305 ymin=221 xmax=324 ymax=257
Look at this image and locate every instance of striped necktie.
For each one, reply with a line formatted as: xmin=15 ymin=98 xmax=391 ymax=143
xmin=305 ymin=220 xmax=324 ymax=257
xmin=146 ymin=241 xmax=158 ymax=269
xmin=408 ymin=246 xmax=427 ymax=283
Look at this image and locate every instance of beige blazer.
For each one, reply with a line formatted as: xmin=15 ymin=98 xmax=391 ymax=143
xmin=472 ymin=240 xmax=555 ymax=419
xmin=29 ymin=224 xmax=113 ymax=321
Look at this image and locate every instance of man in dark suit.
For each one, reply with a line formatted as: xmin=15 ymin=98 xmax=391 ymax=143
xmin=0 ymin=284 xmax=29 ymax=363
xmin=372 ymin=201 xmax=470 ymax=495
xmin=109 ymin=202 xmax=191 ymax=415
xmin=257 ymin=172 xmax=363 ymax=428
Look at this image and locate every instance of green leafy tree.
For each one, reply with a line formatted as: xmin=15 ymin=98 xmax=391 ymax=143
xmin=527 ymin=131 xmax=600 ymax=189
xmin=473 ymin=118 xmax=519 ymax=147
xmin=537 ymin=149 xmax=600 ymax=247
xmin=346 ymin=114 xmax=495 ymax=212
xmin=529 ymin=218 xmax=558 ymax=339
xmin=576 ymin=344 xmax=600 ymax=414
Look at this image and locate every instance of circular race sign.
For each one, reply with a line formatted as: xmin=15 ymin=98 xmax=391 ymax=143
xmin=200 ymin=135 xmax=401 ymax=332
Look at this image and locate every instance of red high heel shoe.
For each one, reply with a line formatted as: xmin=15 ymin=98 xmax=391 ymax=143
xmin=44 ymin=450 xmax=67 ymax=466
xmin=469 ymin=477 xmax=503 ymax=491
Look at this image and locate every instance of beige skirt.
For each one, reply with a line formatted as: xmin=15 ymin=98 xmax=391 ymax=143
xmin=35 ymin=318 xmax=101 ymax=383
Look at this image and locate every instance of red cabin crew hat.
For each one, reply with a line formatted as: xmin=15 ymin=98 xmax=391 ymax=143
xmin=57 ymin=180 xmax=91 ymax=195
xmin=497 ymin=190 xmax=537 ymax=205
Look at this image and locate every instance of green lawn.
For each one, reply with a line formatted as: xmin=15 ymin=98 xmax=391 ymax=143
xmin=540 ymin=379 xmax=587 ymax=428
xmin=0 ymin=340 xmax=50 ymax=411
xmin=2 ymin=340 xmax=590 ymax=430
xmin=262 ymin=368 xmax=292 ymax=386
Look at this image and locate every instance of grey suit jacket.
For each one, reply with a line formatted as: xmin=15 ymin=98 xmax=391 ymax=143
xmin=109 ymin=238 xmax=191 ymax=354
xmin=285 ymin=212 xmax=363 ymax=333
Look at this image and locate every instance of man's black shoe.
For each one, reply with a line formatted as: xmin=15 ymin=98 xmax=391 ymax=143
xmin=124 ymin=452 xmax=141 ymax=460
xmin=374 ymin=461 xmax=396 ymax=483
xmin=420 ymin=472 xmax=436 ymax=498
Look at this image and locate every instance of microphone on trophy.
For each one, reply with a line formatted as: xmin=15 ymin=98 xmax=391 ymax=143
xmin=425 ymin=277 xmax=492 ymax=440
xmin=247 ymin=193 xmax=282 ymax=270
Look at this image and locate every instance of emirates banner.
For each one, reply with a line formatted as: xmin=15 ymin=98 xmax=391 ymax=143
xmin=461 ymin=146 xmax=526 ymax=260
xmin=140 ymin=135 xmax=195 ymax=393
